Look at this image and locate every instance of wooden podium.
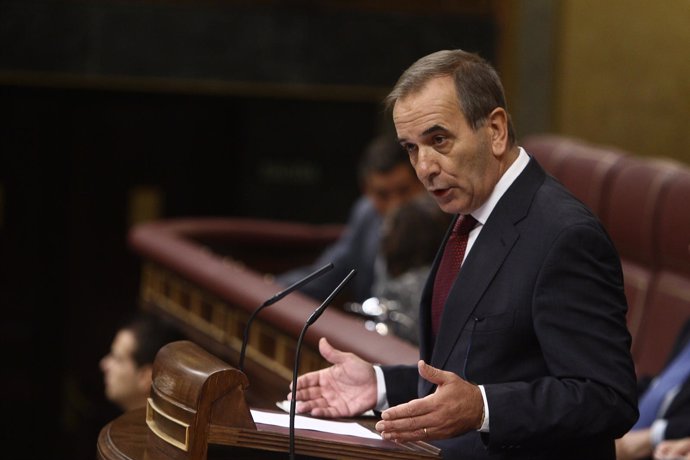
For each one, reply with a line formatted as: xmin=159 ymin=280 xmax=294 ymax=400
xmin=97 ymin=341 xmax=441 ymax=460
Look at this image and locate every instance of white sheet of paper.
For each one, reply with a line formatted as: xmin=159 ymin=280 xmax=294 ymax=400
xmin=275 ymin=400 xmax=375 ymax=417
xmin=250 ymin=409 xmax=381 ymax=440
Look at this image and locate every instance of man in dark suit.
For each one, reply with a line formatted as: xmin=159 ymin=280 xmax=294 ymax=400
xmin=289 ymin=49 xmax=638 ymax=459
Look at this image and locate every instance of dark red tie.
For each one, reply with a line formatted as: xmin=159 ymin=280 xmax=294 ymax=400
xmin=431 ymin=214 xmax=478 ymax=337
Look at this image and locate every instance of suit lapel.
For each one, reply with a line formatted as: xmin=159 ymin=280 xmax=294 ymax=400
xmin=420 ymin=158 xmax=546 ymax=395
xmin=429 ymin=213 xmax=519 ymax=372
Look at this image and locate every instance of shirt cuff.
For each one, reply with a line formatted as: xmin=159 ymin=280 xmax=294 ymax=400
xmin=478 ymin=385 xmax=490 ymax=432
xmin=373 ymin=365 xmax=389 ymax=411
xmin=650 ymin=419 xmax=668 ymax=446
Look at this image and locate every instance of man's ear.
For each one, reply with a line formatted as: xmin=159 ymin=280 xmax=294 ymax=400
xmin=486 ymin=107 xmax=509 ymax=156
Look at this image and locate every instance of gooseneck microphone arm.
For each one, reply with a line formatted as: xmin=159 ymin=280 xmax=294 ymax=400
xmin=238 ymin=262 xmax=334 ymax=372
xmin=288 ymin=269 xmax=357 ymax=460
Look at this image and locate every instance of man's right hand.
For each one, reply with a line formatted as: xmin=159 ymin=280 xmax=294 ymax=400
xmin=287 ymin=337 xmax=377 ymax=418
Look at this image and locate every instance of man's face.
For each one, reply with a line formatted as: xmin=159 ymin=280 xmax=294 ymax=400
xmin=364 ymin=163 xmax=424 ymax=215
xmin=100 ymin=329 xmax=150 ymax=411
xmin=393 ymin=76 xmax=501 ymax=215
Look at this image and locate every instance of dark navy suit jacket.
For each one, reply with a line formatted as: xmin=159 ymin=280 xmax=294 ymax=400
xmin=383 ymin=157 xmax=638 ymax=459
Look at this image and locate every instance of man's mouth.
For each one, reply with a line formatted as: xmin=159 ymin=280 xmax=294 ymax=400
xmin=430 ymin=188 xmax=450 ymax=198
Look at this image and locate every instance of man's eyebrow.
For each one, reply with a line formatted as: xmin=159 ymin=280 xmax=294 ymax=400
xmin=398 ymin=124 xmax=449 ymax=144
xmin=422 ymin=124 xmax=449 ymax=136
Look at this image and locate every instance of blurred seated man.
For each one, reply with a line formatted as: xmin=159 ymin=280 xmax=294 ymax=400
xmin=100 ymin=312 xmax=182 ymax=412
xmin=276 ymin=134 xmax=425 ymax=303
xmin=617 ymin=319 xmax=690 ymax=460
xmin=353 ymin=194 xmax=450 ymax=345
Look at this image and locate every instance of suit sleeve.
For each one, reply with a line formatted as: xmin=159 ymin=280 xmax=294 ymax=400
xmin=484 ymin=222 xmax=638 ymax=449
xmin=380 ymin=364 xmax=419 ymax=407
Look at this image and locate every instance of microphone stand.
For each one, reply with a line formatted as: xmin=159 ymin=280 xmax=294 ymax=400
xmin=288 ymin=269 xmax=357 ymax=460
xmin=238 ymin=262 xmax=333 ymax=372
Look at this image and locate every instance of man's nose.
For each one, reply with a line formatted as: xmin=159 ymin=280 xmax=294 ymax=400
xmin=415 ymin=147 xmax=439 ymax=182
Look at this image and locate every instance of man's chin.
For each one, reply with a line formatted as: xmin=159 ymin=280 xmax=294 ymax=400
xmin=435 ymin=200 xmax=463 ymax=215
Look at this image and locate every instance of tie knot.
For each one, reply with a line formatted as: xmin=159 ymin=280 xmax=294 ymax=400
xmin=453 ymin=214 xmax=477 ymax=236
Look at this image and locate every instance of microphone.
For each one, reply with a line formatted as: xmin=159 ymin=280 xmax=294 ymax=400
xmin=238 ymin=262 xmax=334 ymax=372
xmin=289 ymin=269 xmax=357 ymax=460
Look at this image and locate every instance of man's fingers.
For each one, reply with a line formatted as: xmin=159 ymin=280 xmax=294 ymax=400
xmin=288 ymin=385 xmax=324 ymax=401
xmin=417 ymin=360 xmax=448 ymax=386
xmin=310 ymin=405 xmax=345 ymax=418
xmin=376 ymin=392 xmax=450 ymax=441
xmin=318 ymin=337 xmax=349 ymax=365
xmin=380 ymin=428 xmax=428 ymax=443
xmin=380 ymin=397 xmax=432 ymax=421
xmin=294 ymin=399 xmax=347 ymax=418
xmin=293 ymin=397 xmax=329 ymax=414
xmin=291 ymin=370 xmax=321 ymax=390
xmin=376 ymin=414 xmax=437 ymax=443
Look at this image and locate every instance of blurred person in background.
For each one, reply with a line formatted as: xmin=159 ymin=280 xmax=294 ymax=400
xmin=276 ymin=133 xmax=425 ymax=303
xmin=617 ymin=319 xmax=690 ymax=460
xmin=350 ymin=193 xmax=450 ymax=345
xmin=100 ymin=312 xmax=182 ymax=412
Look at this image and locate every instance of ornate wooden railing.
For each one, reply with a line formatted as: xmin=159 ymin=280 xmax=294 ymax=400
xmin=128 ymin=217 xmax=420 ymax=407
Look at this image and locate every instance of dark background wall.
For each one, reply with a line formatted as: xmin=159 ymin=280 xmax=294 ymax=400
xmin=0 ymin=1 xmax=498 ymax=458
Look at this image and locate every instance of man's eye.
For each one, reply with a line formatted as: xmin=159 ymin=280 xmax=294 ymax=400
xmin=433 ymin=135 xmax=446 ymax=145
xmin=403 ymin=144 xmax=416 ymax=154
